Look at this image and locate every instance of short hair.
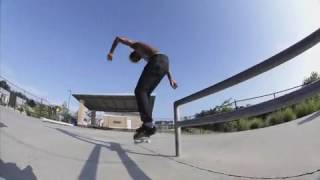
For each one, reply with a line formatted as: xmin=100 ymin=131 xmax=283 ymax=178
xmin=129 ymin=51 xmax=141 ymax=63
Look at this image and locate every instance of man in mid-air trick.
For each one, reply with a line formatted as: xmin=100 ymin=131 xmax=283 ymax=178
xmin=107 ymin=36 xmax=178 ymax=141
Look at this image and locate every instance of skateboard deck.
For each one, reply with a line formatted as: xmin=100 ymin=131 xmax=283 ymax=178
xmin=134 ymin=137 xmax=151 ymax=144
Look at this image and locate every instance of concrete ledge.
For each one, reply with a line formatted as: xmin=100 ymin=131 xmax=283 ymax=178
xmin=41 ymin=118 xmax=74 ymax=127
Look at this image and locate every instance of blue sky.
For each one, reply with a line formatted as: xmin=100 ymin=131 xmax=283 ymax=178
xmin=1 ymin=0 xmax=320 ymax=119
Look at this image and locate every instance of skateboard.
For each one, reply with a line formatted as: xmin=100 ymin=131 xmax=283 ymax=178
xmin=134 ymin=137 xmax=151 ymax=144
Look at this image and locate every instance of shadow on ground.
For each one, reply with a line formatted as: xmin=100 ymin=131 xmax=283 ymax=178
xmin=0 ymin=159 xmax=37 ymax=180
xmin=53 ymin=128 xmax=152 ymax=180
xmin=298 ymin=111 xmax=320 ymax=125
xmin=0 ymin=122 xmax=7 ymax=128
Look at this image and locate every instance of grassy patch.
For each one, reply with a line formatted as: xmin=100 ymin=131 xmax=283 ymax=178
xmin=282 ymin=108 xmax=297 ymax=122
xmin=295 ymin=98 xmax=319 ymax=118
xmin=187 ymin=94 xmax=320 ymax=134
xmin=249 ymin=118 xmax=265 ymax=129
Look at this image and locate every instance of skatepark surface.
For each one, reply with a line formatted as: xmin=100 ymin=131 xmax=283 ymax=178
xmin=1 ymin=106 xmax=320 ymax=180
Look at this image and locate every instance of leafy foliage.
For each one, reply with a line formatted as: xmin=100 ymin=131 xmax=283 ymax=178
xmin=303 ymin=71 xmax=320 ymax=85
xmin=0 ymin=81 xmax=10 ymax=91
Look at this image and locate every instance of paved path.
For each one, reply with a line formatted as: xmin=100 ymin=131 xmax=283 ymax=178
xmin=1 ymin=106 xmax=320 ymax=180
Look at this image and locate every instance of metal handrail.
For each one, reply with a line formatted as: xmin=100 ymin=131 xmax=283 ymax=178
xmin=173 ymin=28 xmax=320 ymax=157
xmin=175 ymin=28 xmax=320 ymax=107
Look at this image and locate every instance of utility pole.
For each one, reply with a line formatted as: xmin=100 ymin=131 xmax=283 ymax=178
xmin=67 ymin=89 xmax=72 ymax=112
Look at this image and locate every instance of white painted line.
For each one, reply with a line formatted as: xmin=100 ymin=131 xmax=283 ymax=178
xmin=41 ymin=118 xmax=74 ymax=126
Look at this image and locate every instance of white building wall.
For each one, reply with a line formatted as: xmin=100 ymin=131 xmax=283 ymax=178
xmin=0 ymin=88 xmax=10 ymax=105
xmin=102 ymin=113 xmax=142 ymax=130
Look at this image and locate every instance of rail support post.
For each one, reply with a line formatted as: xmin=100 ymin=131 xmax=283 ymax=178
xmin=174 ymin=103 xmax=181 ymax=157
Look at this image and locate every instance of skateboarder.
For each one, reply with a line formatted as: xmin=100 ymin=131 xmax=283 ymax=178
xmin=107 ymin=36 xmax=178 ymax=141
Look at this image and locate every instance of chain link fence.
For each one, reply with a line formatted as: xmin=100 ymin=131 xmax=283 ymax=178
xmin=182 ymin=84 xmax=305 ymax=121
xmin=0 ymin=76 xmax=66 ymax=121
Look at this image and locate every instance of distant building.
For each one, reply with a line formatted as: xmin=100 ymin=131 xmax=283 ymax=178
xmin=155 ymin=120 xmax=174 ymax=130
xmin=0 ymin=87 xmax=10 ymax=106
xmin=73 ymin=93 xmax=155 ymax=130
xmin=16 ymin=96 xmax=26 ymax=109
xmin=7 ymin=92 xmax=27 ymax=110
xmin=101 ymin=112 xmax=142 ymax=129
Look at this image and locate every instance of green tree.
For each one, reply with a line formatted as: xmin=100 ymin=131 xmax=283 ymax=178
xmin=33 ymin=103 xmax=47 ymax=118
xmin=26 ymin=99 xmax=36 ymax=108
xmin=303 ymin=71 xmax=320 ymax=85
xmin=60 ymin=102 xmax=72 ymax=123
xmin=192 ymin=98 xmax=235 ymax=132
xmin=0 ymin=81 xmax=10 ymax=91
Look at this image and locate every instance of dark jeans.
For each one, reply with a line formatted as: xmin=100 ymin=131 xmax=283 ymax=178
xmin=135 ymin=54 xmax=169 ymax=124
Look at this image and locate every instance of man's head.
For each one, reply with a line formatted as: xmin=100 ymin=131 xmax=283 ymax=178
xmin=129 ymin=51 xmax=141 ymax=63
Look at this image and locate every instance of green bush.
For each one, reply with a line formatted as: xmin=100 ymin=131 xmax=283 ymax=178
xmin=295 ymin=99 xmax=318 ymax=118
xmin=266 ymin=108 xmax=296 ymax=126
xmin=210 ymin=123 xmax=224 ymax=132
xmin=311 ymin=95 xmax=320 ymax=111
xmin=221 ymin=121 xmax=238 ymax=132
xmin=237 ymin=118 xmax=250 ymax=131
xmin=295 ymin=103 xmax=309 ymax=118
xmin=267 ymin=111 xmax=284 ymax=126
xmin=249 ymin=118 xmax=265 ymax=129
xmin=307 ymin=99 xmax=317 ymax=112
xmin=25 ymin=106 xmax=35 ymax=117
xmin=282 ymin=108 xmax=296 ymax=122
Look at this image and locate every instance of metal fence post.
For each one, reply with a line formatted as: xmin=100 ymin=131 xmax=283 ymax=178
xmin=174 ymin=103 xmax=181 ymax=157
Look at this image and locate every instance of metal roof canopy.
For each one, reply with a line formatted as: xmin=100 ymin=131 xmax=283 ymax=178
xmin=72 ymin=93 xmax=155 ymax=112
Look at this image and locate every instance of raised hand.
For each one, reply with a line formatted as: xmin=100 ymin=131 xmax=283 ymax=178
xmin=170 ymin=79 xmax=178 ymax=89
xmin=107 ymin=53 xmax=113 ymax=61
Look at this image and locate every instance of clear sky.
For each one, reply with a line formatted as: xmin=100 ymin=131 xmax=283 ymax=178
xmin=1 ymin=0 xmax=319 ymax=119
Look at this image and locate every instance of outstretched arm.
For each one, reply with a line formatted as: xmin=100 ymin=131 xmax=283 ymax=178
xmin=167 ymin=71 xmax=178 ymax=89
xmin=108 ymin=36 xmax=134 ymax=61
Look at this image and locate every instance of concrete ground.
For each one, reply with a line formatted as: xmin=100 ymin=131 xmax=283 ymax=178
xmin=0 ymin=106 xmax=320 ymax=180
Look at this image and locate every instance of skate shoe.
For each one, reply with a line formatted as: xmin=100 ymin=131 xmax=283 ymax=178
xmin=133 ymin=124 xmax=156 ymax=140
